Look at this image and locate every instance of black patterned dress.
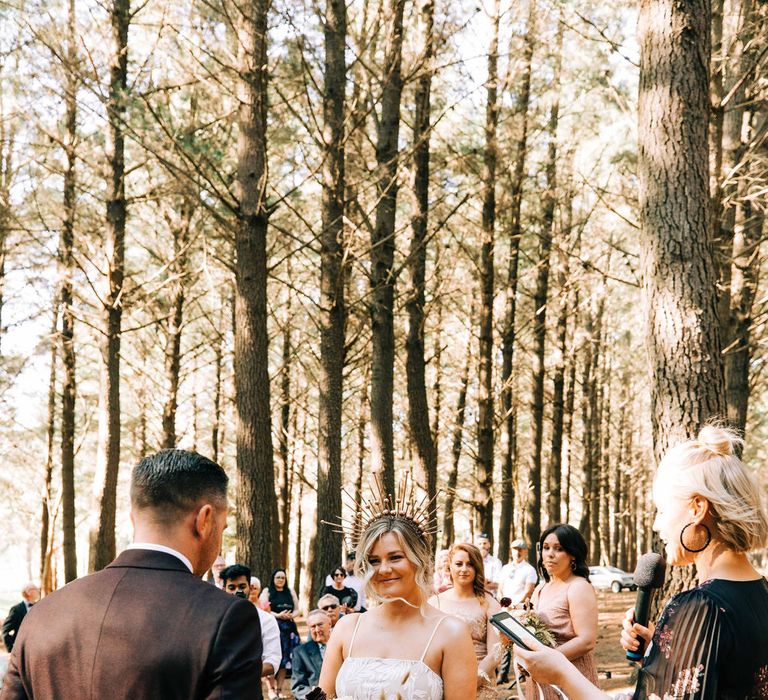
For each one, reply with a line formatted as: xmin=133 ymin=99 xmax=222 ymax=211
xmin=633 ymin=578 xmax=768 ymax=700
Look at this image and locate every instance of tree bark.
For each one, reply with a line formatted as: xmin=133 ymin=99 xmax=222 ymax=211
xmin=278 ymin=295 xmax=292 ymax=567
xmin=499 ymin=0 xmax=536 ymax=564
xmin=639 ymin=0 xmax=725 ymax=598
xmin=234 ymin=0 xmax=279 ymax=581
xmin=476 ymin=0 xmax=500 ymax=543
xmin=313 ymin=0 xmax=346 ymax=598
xmin=406 ymin=0 xmax=438 ymax=550
xmin=89 ymin=0 xmax=129 ymax=572
xmin=369 ymin=0 xmax=406 ymax=498
xmin=161 ymin=200 xmax=192 ymax=449
xmin=441 ymin=315 xmax=472 ymax=549
xmin=41 ymin=302 xmax=60 ymax=594
xmin=61 ymin=0 xmax=78 ymax=582
xmin=548 ymin=171 xmax=573 ymax=526
xmin=526 ymin=11 xmax=562 ymax=555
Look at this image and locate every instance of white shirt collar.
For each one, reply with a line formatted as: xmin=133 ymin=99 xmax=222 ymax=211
xmin=126 ymin=543 xmax=193 ymax=573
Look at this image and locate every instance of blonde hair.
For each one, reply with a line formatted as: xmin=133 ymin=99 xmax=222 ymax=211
xmin=655 ymin=424 xmax=768 ymax=552
xmin=354 ymin=517 xmax=434 ymax=607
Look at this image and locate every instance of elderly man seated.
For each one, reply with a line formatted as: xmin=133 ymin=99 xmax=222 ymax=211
xmin=316 ymin=593 xmax=342 ymax=628
xmin=290 ymin=609 xmax=331 ymax=700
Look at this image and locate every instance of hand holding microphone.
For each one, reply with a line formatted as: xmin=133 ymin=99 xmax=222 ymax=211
xmin=624 ymin=553 xmax=666 ymax=662
xmin=620 ymin=607 xmax=654 ymax=655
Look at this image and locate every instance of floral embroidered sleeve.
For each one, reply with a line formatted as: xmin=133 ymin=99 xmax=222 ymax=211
xmin=633 ymin=588 xmax=727 ymax=700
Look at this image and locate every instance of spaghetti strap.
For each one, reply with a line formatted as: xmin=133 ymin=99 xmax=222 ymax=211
xmin=347 ymin=613 xmax=364 ymax=657
xmin=419 ymin=616 xmax=446 ymax=662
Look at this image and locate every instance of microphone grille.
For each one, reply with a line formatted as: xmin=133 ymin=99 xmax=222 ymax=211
xmin=633 ymin=552 xmax=666 ymax=588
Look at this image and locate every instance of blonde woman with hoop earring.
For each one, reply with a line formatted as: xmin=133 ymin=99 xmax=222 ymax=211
xmin=509 ymin=425 xmax=768 ymax=699
xmin=428 ymin=543 xmax=501 ymax=699
xmin=525 ymin=523 xmax=598 ymax=700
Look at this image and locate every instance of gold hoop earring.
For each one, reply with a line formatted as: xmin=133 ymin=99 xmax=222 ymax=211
xmin=680 ymin=522 xmax=711 ymax=553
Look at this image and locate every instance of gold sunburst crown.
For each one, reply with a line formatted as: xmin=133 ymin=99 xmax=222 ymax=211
xmin=322 ymin=472 xmax=440 ymax=549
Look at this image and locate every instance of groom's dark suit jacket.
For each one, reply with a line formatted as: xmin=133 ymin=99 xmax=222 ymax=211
xmin=291 ymin=639 xmax=324 ymax=700
xmin=0 ymin=549 xmax=263 ymax=700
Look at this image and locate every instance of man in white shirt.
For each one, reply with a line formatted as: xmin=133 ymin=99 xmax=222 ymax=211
xmin=475 ymin=533 xmax=502 ymax=595
xmin=497 ymin=539 xmax=538 ymax=684
xmin=498 ymin=539 xmax=538 ymax=606
xmin=221 ymin=564 xmax=281 ymax=678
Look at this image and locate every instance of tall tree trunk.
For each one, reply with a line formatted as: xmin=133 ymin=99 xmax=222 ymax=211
xmin=369 ymin=0 xmax=406 ymax=498
xmin=476 ymin=0 xmax=500 ymax=543
xmin=526 ymin=12 xmax=562 ymax=554
xmin=638 ymin=0 xmax=725 ymax=598
xmin=89 ymin=0 xmax=129 ymax=572
xmin=499 ymin=0 xmax=536 ymax=564
xmin=406 ymin=0 xmax=437 ymax=549
xmin=548 ymin=177 xmax=573 ymax=525
xmin=234 ymin=0 xmax=279 ymax=581
xmin=313 ymin=0 xmax=346 ymax=599
xmin=598 ymin=358 xmax=612 ymax=565
xmin=441 ymin=315 xmax=472 ymax=549
xmin=278 ymin=290 xmax=292 ymax=567
xmin=431 ymin=296 xmax=443 ymax=455
xmin=60 ymin=0 xmax=78 ymax=582
xmin=211 ymin=295 xmax=226 ymax=463
xmin=41 ymin=302 xmax=60 ymax=594
xmin=721 ymin=1 xmax=762 ymax=432
xmin=161 ymin=202 xmax=191 ymax=449
xmin=563 ymin=290 xmax=579 ymax=524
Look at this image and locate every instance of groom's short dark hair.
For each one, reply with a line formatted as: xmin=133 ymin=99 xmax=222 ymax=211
xmin=131 ymin=449 xmax=228 ymax=521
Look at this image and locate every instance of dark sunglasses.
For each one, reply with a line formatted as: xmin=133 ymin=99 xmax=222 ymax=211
xmin=333 ymin=572 xmax=345 ymax=577
xmin=321 ymin=603 xmax=339 ymax=610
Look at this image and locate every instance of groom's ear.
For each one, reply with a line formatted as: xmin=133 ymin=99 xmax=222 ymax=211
xmin=193 ymin=503 xmax=215 ymax=539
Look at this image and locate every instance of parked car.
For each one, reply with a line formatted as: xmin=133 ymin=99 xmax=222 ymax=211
xmin=588 ymin=565 xmax=636 ymax=593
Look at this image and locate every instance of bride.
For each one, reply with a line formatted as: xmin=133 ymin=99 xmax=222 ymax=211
xmin=318 ymin=515 xmax=477 ymax=699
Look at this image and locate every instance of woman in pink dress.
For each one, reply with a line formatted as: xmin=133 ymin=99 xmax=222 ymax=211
xmin=428 ymin=543 xmax=501 ymax=699
xmin=525 ymin=524 xmax=598 ymax=700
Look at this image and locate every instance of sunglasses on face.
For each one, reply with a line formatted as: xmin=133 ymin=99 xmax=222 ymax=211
xmin=333 ymin=572 xmax=345 ymax=577
xmin=321 ymin=603 xmax=339 ymax=610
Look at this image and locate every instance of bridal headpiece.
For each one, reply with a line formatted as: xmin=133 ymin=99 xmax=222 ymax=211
xmin=323 ymin=472 xmax=439 ymax=548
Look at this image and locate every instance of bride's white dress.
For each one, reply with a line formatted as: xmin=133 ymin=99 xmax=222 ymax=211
xmin=335 ymin=613 xmax=445 ymax=700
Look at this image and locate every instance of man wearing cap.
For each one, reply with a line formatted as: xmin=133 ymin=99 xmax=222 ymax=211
xmin=496 ymin=539 xmax=538 ymax=684
xmin=475 ymin=533 xmax=502 ymax=595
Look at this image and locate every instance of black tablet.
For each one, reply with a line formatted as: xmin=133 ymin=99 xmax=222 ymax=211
xmin=489 ymin=611 xmax=545 ymax=651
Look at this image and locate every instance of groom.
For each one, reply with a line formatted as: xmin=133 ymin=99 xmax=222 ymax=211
xmin=1 ymin=449 xmax=263 ymax=699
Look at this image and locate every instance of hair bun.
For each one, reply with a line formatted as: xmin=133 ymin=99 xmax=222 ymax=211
xmin=696 ymin=424 xmax=742 ymax=457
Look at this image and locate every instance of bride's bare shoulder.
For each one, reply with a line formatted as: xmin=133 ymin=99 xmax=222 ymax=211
xmin=331 ymin=611 xmax=362 ymax=640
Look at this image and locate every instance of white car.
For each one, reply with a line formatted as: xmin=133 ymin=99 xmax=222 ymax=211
xmin=588 ymin=565 xmax=636 ymax=593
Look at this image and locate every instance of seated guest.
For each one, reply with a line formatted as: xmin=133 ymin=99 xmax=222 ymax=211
xmin=325 ymin=552 xmax=366 ymax=611
xmin=221 ymin=563 xmax=281 ymax=678
xmin=249 ymin=576 xmax=261 ymax=604
xmin=512 ymin=425 xmax=768 ymax=700
xmin=320 ymin=567 xmax=358 ymax=613
xmin=2 ymin=583 xmax=40 ymax=652
xmin=291 ymin=610 xmax=332 ymax=700
xmin=317 ymin=593 xmax=341 ymax=628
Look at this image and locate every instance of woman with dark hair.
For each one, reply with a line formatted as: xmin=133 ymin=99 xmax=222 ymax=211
xmin=320 ymin=567 xmax=359 ymax=613
xmin=258 ymin=568 xmax=301 ymax=699
xmin=525 ymin=524 xmax=598 ymax=700
xmin=428 ymin=543 xmax=501 ymax=699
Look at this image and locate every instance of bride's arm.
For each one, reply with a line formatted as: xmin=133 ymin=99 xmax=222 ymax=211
xmin=318 ymin=612 xmax=358 ymax=696
xmin=439 ymin=616 xmax=479 ymax=700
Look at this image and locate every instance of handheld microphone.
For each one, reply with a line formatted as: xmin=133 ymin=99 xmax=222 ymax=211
xmin=626 ymin=553 xmax=666 ymax=662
